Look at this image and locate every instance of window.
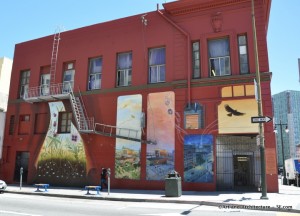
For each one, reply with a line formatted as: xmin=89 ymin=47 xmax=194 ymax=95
xmin=149 ymin=47 xmax=166 ymax=83
xmin=192 ymin=41 xmax=200 ymax=78
xmin=88 ymin=57 xmax=102 ymax=90
xmin=238 ymin=35 xmax=249 ymax=74
xmin=18 ymin=114 xmax=30 ymax=135
xmin=184 ymin=102 xmax=204 ymax=129
xmin=9 ymin=115 xmax=15 ymax=135
xmin=208 ymin=38 xmax=230 ymax=77
xmin=63 ymin=62 xmax=75 ymax=93
xmin=40 ymin=74 xmax=50 ymax=96
xmin=117 ymin=52 xmax=132 ymax=87
xmin=34 ymin=113 xmax=49 ymax=134
xmin=19 ymin=70 xmax=30 ymax=98
xmin=58 ymin=112 xmax=72 ymax=133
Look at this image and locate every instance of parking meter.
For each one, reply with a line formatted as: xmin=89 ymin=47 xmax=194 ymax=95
xmin=107 ymin=168 xmax=111 ymax=195
xmin=20 ymin=167 xmax=23 ymax=190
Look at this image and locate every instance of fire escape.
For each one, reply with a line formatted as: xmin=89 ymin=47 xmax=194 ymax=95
xmin=23 ymin=29 xmax=155 ymax=144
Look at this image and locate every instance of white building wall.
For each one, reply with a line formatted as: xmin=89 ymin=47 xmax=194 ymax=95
xmin=0 ymin=57 xmax=13 ymax=111
xmin=0 ymin=112 xmax=5 ymax=159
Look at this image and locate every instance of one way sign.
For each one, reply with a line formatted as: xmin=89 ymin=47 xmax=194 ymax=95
xmin=251 ymin=116 xmax=272 ymax=123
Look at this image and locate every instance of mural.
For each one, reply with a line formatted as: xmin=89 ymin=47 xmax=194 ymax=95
xmin=115 ymin=95 xmax=142 ymax=179
xmin=146 ymin=91 xmax=175 ymax=180
xmin=184 ymin=134 xmax=213 ymax=183
xmin=35 ymin=102 xmax=87 ymax=186
xmin=218 ymin=99 xmax=259 ymax=134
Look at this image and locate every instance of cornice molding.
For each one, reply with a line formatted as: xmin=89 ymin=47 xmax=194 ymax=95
xmin=163 ymin=0 xmax=250 ymax=16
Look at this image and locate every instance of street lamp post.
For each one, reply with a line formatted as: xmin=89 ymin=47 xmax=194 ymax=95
xmin=274 ymin=120 xmax=289 ymax=185
xmin=251 ymin=0 xmax=268 ymax=200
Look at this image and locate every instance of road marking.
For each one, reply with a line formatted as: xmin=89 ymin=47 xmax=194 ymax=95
xmin=0 ymin=210 xmax=42 ymax=216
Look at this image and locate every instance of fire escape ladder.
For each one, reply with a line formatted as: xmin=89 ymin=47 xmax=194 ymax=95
xmin=50 ymin=29 xmax=61 ymax=86
xmin=69 ymin=86 xmax=94 ymax=133
xmin=68 ymin=87 xmax=155 ymax=144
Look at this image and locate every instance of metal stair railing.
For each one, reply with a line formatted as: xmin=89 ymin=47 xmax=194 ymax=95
xmin=94 ymin=123 xmax=155 ymax=144
xmin=68 ymin=83 xmax=94 ymax=132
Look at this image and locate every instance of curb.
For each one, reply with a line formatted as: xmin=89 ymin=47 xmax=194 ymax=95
xmin=5 ymin=190 xmax=300 ymax=214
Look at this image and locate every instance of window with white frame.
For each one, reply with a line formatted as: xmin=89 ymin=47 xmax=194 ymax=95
xmin=19 ymin=70 xmax=30 ymax=98
xmin=40 ymin=74 xmax=50 ymax=96
xmin=63 ymin=63 xmax=75 ymax=93
xmin=208 ymin=38 xmax=230 ymax=77
xmin=238 ymin=35 xmax=249 ymax=74
xmin=117 ymin=52 xmax=132 ymax=87
xmin=88 ymin=57 xmax=102 ymax=90
xmin=149 ymin=47 xmax=166 ymax=83
xmin=192 ymin=41 xmax=200 ymax=78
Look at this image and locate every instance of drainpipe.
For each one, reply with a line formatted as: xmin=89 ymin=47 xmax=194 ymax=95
xmin=156 ymin=4 xmax=191 ymax=109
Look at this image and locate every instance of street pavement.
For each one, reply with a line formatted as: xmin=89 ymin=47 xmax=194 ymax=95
xmin=4 ymin=179 xmax=300 ymax=214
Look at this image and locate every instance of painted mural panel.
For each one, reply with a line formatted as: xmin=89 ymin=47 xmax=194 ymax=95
xmin=146 ymin=91 xmax=175 ymax=180
xmin=184 ymin=134 xmax=214 ymax=183
xmin=218 ymin=99 xmax=259 ymax=134
xmin=36 ymin=101 xmax=87 ymax=186
xmin=115 ymin=94 xmax=142 ymax=179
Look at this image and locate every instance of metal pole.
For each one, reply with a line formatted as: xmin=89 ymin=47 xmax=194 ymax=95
xmin=107 ymin=168 xmax=111 ymax=195
xmin=279 ymin=120 xmax=287 ymax=185
xmin=20 ymin=167 xmax=23 ymax=190
xmin=251 ymin=0 xmax=268 ymax=199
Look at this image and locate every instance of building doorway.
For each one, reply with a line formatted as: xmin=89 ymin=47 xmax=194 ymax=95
xmin=14 ymin=151 xmax=30 ymax=183
xmin=216 ymin=135 xmax=260 ymax=191
xmin=234 ymin=155 xmax=251 ymax=187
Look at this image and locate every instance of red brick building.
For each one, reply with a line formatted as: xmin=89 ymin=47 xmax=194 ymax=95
xmin=1 ymin=0 xmax=278 ymax=192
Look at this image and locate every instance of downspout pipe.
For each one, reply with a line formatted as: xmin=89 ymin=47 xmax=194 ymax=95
xmin=156 ymin=4 xmax=191 ymax=109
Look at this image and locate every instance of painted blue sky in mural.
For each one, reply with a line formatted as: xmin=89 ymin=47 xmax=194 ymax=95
xmin=184 ymin=134 xmax=213 ymax=147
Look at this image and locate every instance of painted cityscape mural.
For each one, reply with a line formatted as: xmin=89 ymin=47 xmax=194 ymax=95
xmin=115 ymin=94 xmax=142 ymax=179
xmin=184 ymin=134 xmax=213 ymax=183
xmin=146 ymin=91 xmax=175 ymax=180
xmin=35 ymin=101 xmax=87 ymax=186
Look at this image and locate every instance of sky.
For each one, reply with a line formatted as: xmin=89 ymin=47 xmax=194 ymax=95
xmin=0 ymin=0 xmax=299 ymax=95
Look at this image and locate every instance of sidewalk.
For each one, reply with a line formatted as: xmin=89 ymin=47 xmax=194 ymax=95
xmin=4 ymin=180 xmax=300 ymax=214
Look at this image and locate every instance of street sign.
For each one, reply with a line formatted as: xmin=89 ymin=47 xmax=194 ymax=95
xmin=251 ymin=116 xmax=272 ymax=123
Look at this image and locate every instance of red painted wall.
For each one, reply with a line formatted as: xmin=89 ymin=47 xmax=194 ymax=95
xmin=2 ymin=0 xmax=277 ymax=192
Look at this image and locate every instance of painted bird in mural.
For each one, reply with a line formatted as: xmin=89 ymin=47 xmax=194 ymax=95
xmin=224 ymin=104 xmax=245 ymax=117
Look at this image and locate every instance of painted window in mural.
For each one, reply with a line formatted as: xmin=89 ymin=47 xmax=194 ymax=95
xmin=238 ymin=35 xmax=249 ymax=74
xmin=62 ymin=62 xmax=75 ymax=93
xmin=208 ymin=37 xmax=230 ymax=77
xmin=184 ymin=102 xmax=204 ymax=129
xmin=88 ymin=57 xmax=102 ymax=90
xmin=19 ymin=70 xmax=30 ymax=99
xmin=149 ymin=47 xmax=166 ymax=83
xmin=184 ymin=134 xmax=214 ymax=183
xmin=18 ymin=114 xmax=30 ymax=135
xmin=117 ymin=52 xmax=132 ymax=87
xmin=36 ymin=102 xmax=87 ymax=186
xmin=115 ymin=94 xmax=142 ymax=179
xmin=192 ymin=41 xmax=201 ymax=79
xmin=147 ymin=91 xmax=175 ymax=180
xmin=58 ymin=112 xmax=72 ymax=133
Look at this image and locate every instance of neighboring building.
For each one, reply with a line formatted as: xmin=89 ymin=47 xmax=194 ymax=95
xmin=273 ymin=90 xmax=300 ymax=166
xmin=2 ymin=0 xmax=277 ymax=192
xmin=0 ymin=57 xmax=13 ymax=111
xmin=0 ymin=57 xmax=13 ymax=161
